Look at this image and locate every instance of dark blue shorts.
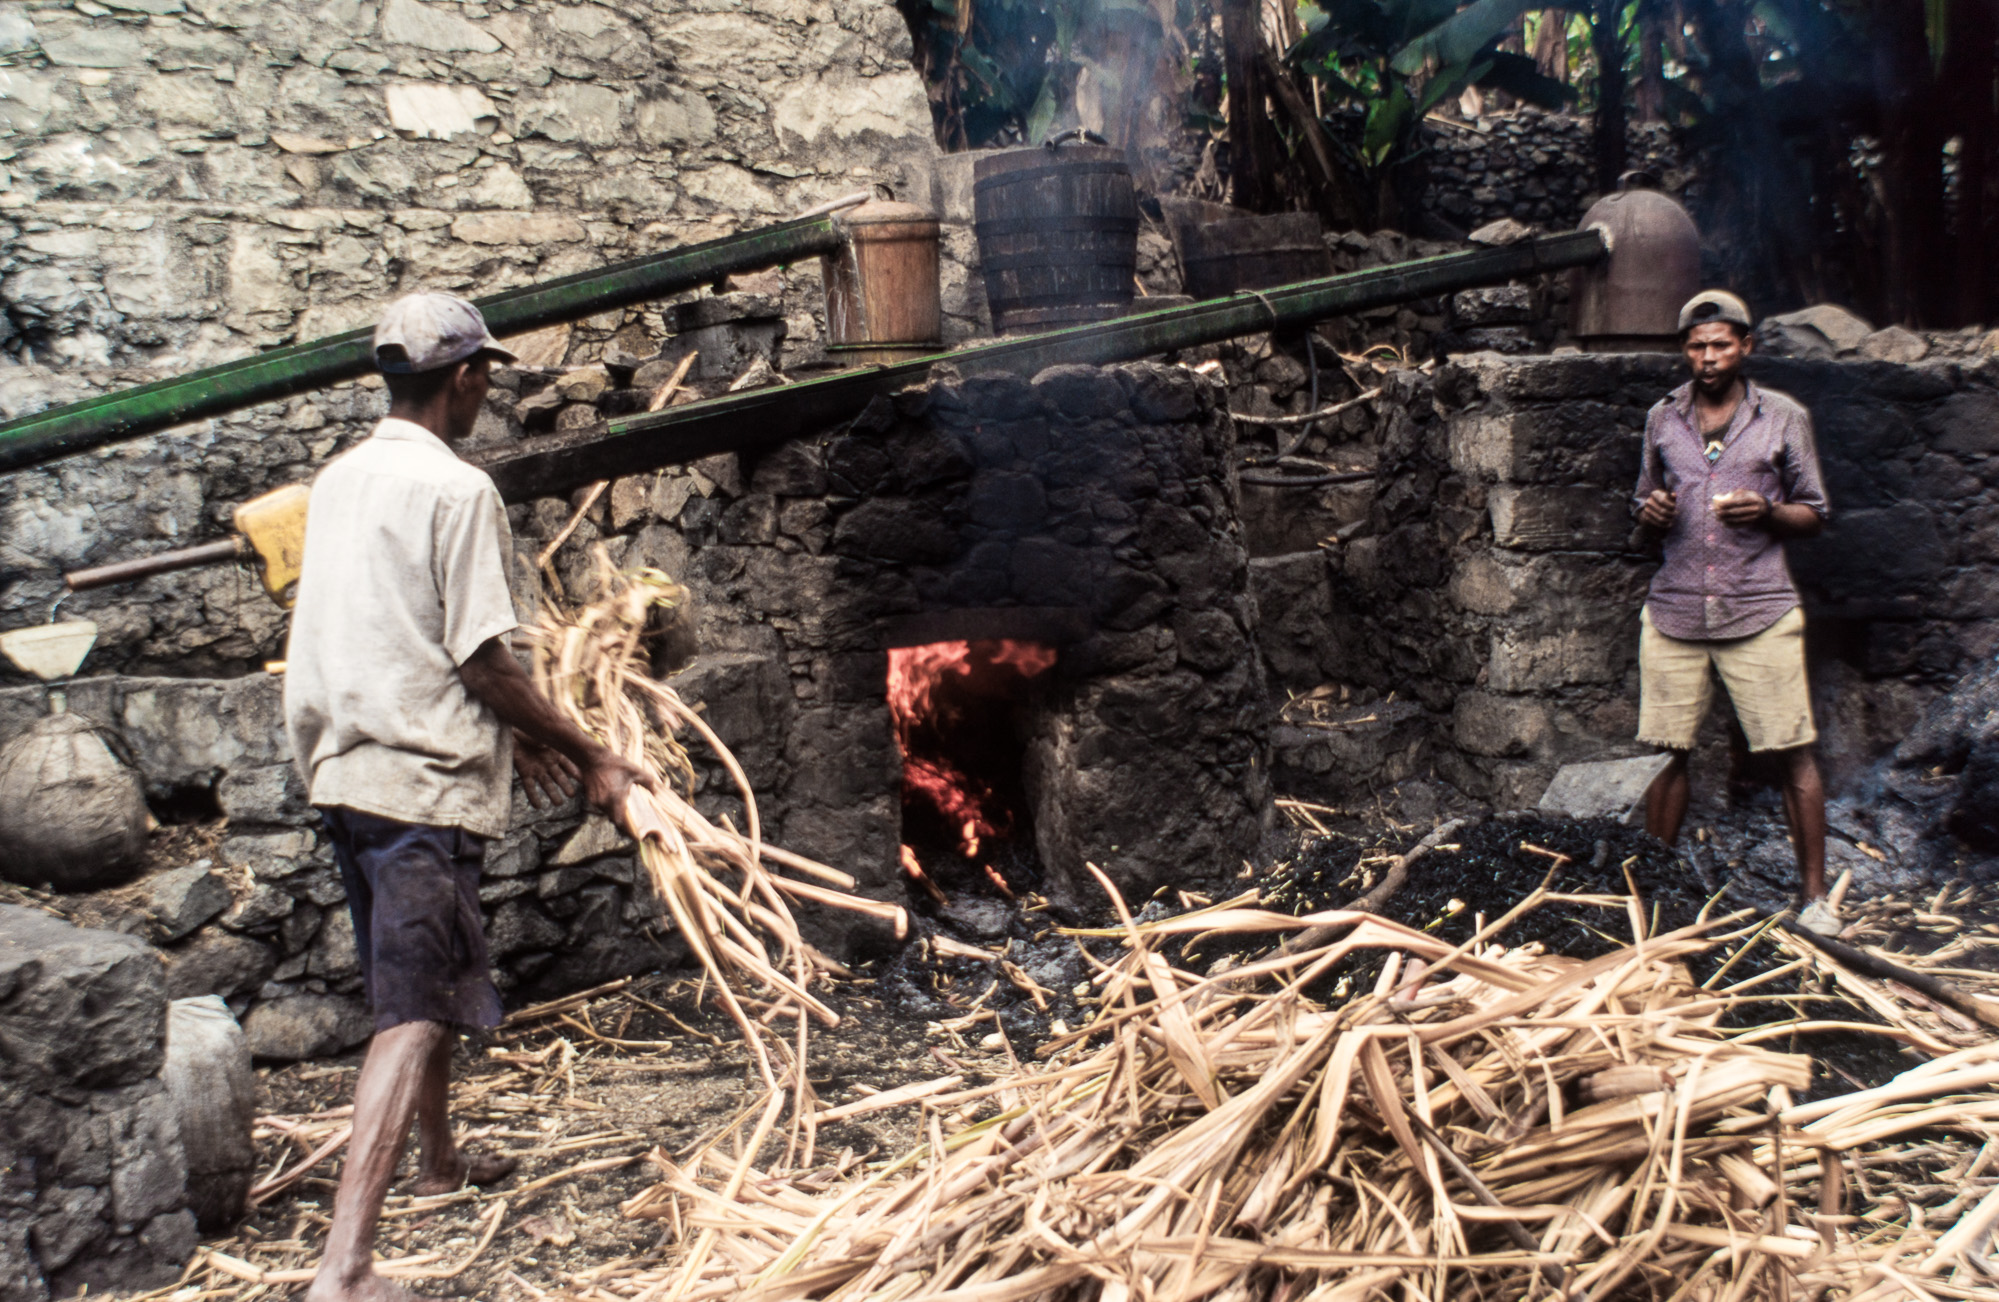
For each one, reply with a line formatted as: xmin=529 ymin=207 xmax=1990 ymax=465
xmin=323 ymin=807 xmax=503 ymax=1034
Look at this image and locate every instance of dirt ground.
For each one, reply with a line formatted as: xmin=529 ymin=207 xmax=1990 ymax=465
xmin=111 ymin=793 xmax=1999 ymax=1300
xmin=178 ymin=966 xmax=1020 ymax=1301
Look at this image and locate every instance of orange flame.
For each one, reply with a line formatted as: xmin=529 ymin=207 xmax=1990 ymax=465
xmin=888 ymin=639 xmax=1056 ymax=860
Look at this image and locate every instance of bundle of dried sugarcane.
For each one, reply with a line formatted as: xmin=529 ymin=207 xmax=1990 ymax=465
xmin=614 ymin=866 xmax=1999 ymax=1302
xmin=525 ymin=556 xmax=907 ymax=1145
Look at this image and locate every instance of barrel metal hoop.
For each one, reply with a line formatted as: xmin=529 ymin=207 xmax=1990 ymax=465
xmin=973 ymin=215 xmax=1140 ymax=238
xmin=973 ymin=164 xmax=1134 ymax=192
xmin=981 ymin=250 xmax=1142 ymax=273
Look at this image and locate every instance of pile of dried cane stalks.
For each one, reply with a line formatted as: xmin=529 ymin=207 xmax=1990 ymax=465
xmin=611 ymin=866 xmax=1999 ymax=1302
xmin=527 ymin=559 xmax=906 ymax=1151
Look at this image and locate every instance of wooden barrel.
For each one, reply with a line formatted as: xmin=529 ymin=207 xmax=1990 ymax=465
xmin=974 ymin=143 xmax=1138 ymax=334
xmin=1167 ymin=207 xmax=1332 ymax=299
xmin=823 ymin=199 xmax=943 ymax=367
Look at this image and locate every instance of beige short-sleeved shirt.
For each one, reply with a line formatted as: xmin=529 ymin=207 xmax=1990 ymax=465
xmin=283 ymin=417 xmax=519 ymax=838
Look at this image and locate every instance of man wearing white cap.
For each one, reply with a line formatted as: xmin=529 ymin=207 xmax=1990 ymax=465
xmin=285 ymin=293 xmax=654 ymax=1302
xmin=1632 ymin=290 xmax=1836 ymax=934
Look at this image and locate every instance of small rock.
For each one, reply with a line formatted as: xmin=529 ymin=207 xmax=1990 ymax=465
xmin=556 ymin=366 xmax=610 ymax=403
xmin=550 ymin=813 xmax=630 ymax=866
xmin=241 ymin=994 xmax=373 ymax=1061
xmin=938 ymin=897 xmax=1011 ymax=941
xmin=138 ymin=866 xmax=233 ymax=942
xmin=163 ymin=931 xmax=277 ymax=1001
xmin=556 ymin=402 xmax=603 ymax=431
xmin=1764 ymin=303 xmax=1873 ymax=352
xmin=1858 ymin=326 xmax=1928 ymax=364
xmin=1468 ymin=217 xmax=1533 ymax=246
xmin=1536 ymin=754 xmax=1675 ymax=824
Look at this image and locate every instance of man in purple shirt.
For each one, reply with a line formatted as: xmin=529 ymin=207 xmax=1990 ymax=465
xmin=1632 ymin=291 xmax=1837 ymax=933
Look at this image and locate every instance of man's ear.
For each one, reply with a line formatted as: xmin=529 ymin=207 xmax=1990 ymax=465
xmin=1738 ymin=330 xmax=1754 ymax=354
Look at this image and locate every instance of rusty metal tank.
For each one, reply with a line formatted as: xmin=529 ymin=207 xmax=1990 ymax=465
xmin=822 ymin=198 xmax=943 ymax=367
xmin=1569 ymin=178 xmax=1700 ymax=352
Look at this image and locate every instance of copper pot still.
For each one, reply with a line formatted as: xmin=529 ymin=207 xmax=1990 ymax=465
xmin=1569 ymin=175 xmax=1701 ymax=352
xmin=822 ymin=199 xmax=943 ymax=367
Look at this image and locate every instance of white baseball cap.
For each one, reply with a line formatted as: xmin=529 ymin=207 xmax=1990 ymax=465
xmin=373 ymin=293 xmax=518 ymax=373
xmin=1677 ymin=290 xmax=1753 ymax=334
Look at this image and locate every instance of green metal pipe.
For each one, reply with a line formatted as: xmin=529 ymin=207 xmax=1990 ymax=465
xmin=0 ymin=213 xmax=848 ymax=475
xmin=477 ymin=229 xmax=1607 ymax=502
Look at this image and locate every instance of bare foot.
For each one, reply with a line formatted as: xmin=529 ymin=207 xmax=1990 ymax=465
xmin=409 ymin=1150 xmax=517 ymax=1196
xmin=306 ymin=1266 xmax=424 ymax=1302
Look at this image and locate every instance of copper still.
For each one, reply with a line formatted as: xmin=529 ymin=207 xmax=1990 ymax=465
xmin=823 ymin=199 xmax=943 ymax=367
xmin=1569 ymin=178 xmax=1701 ymax=352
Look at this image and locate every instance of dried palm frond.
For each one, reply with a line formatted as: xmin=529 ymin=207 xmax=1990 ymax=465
xmin=524 ymin=554 xmax=908 ymax=1180
xmin=606 ymin=866 xmax=1999 ymax=1302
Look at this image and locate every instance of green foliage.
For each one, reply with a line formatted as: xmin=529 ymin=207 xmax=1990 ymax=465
xmin=1290 ymin=0 xmax=1575 ymax=177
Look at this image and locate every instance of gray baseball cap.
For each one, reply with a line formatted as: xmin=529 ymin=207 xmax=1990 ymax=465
xmin=1677 ymin=290 xmax=1753 ymax=334
xmin=373 ymin=292 xmax=518 ymax=373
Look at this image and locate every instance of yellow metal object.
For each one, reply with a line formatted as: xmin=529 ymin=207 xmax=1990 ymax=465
xmin=232 ymin=484 xmax=310 ymax=608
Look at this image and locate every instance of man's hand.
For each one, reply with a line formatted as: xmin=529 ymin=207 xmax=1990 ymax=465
xmin=1713 ymin=489 xmax=1771 ymax=527
xmin=512 ymin=731 xmax=580 ymax=809
xmin=581 ymin=750 xmax=658 ymax=820
xmin=1638 ymin=489 xmax=1678 ymax=530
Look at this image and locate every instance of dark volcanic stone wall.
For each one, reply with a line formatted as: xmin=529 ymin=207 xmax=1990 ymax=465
xmin=652 ymin=360 xmax=1272 ymax=911
xmin=1308 ymin=350 xmax=1999 ymax=808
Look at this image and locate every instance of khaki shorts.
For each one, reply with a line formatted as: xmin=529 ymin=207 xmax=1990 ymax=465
xmin=1637 ymin=606 xmax=1816 ymax=753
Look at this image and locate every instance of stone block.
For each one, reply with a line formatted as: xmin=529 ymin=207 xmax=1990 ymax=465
xmin=161 ymin=932 xmax=275 ymax=1002
xmin=217 ymin=763 xmax=310 ymax=825
xmin=548 ymin=814 xmax=629 ymax=867
xmin=1925 ymin=391 xmax=1999 ymax=456
xmin=134 ymin=867 xmax=232 ymax=943
xmin=1453 ymin=691 xmax=1550 ymax=758
xmin=1248 ymin=552 xmax=1335 ymax=690
xmin=240 ymin=994 xmax=371 ymax=1061
xmin=1764 ymin=304 xmax=1873 ymax=352
xmin=379 ymin=0 xmax=500 ymax=52
xmin=1794 ymin=504 xmax=1950 ymax=601
xmin=0 ymin=906 xmax=165 ymax=1090
xmin=1486 ymin=623 xmax=1629 ymax=691
xmin=672 ymin=652 xmax=785 ymax=754
xmin=1536 ymin=753 xmax=1674 ymax=823
xmin=1451 ymin=284 xmax=1532 ymax=326
xmin=1487 ymin=485 xmax=1631 ymax=551
xmin=384 ymin=82 xmax=498 ymax=140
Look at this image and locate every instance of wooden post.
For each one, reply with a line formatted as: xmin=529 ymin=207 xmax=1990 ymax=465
xmin=1220 ymin=0 xmax=1282 ymax=212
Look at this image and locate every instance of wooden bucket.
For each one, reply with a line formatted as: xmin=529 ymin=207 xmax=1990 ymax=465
xmin=973 ymin=141 xmax=1139 ymax=334
xmin=822 ymin=199 xmax=942 ymax=367
xmin=1164 ymin=203 xmax=1332 ymax=299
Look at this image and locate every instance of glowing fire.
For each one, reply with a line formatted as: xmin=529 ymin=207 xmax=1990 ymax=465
xmin=888 ymin=639 xmax=1056 ymax=869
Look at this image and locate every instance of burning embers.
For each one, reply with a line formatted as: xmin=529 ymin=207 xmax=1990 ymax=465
xmin=887 ymin=639 xmax=1056 ymax=904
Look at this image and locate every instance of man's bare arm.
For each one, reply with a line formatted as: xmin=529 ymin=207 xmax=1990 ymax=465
xmin=459 ymin=637 xmax=654 ymax=814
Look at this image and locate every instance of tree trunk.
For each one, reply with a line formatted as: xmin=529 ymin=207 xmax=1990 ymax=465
xmin=1636 ymin=0 xmax=1667 ymax=123
xmin=1943 ymin=0 xmax=1995 ymax=326
xmin=1220 ymin=0 xmax=1282 ymax=212
xmin=1590 ymin=0 xmax=1628 ymax=191
xmin=1873 ymin=0 xmax=1949 ymax=326
xmin=1533 ymin=10 xmax=1569 ymax=82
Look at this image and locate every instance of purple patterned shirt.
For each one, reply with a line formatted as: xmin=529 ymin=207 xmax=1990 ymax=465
xmin=1633 ymin=380 xmax=1829 ymax=641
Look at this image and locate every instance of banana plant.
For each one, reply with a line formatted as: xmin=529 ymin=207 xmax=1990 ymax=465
xmin=1290 ymin=0 xmax=1574 ymax=191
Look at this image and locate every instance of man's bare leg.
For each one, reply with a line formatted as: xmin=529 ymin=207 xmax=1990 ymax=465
xmin=1779 ymin=746 xmax=1828 ymax=901
xmin=307 ymin=1020 xmax=447 ymax=1302
xmin=1644 ymin=750 xmax=1692 ymax=846
xmin=408 ymin=1032 xmax=516 ymax=1196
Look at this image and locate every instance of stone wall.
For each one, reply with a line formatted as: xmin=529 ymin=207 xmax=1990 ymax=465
xmin=0 ymin=0 xmax=937 ymax=373
xmin=0 ymin=358 xmax=1270 ymax=1046
xmin=0 ymin=905 xmax=193 ymax=1302
xmin=1418 ymin=108 xmax=1687 ymax=236
xmin=1269 ymin=349 xmax=1999 ymax=811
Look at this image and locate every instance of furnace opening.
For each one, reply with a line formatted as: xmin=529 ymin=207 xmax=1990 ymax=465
xmin=887 ymin=639 xmax=1057 ymax=906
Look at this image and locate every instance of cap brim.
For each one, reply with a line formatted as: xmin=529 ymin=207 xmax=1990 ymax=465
xmin=477 ymin=333 xmax=521 ymax=365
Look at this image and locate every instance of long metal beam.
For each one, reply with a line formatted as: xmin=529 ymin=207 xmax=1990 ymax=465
xmin=0 ymin=213 xmax=849 ymax=475
xmin=476 ymin=229 xmax=1607 ymax=502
